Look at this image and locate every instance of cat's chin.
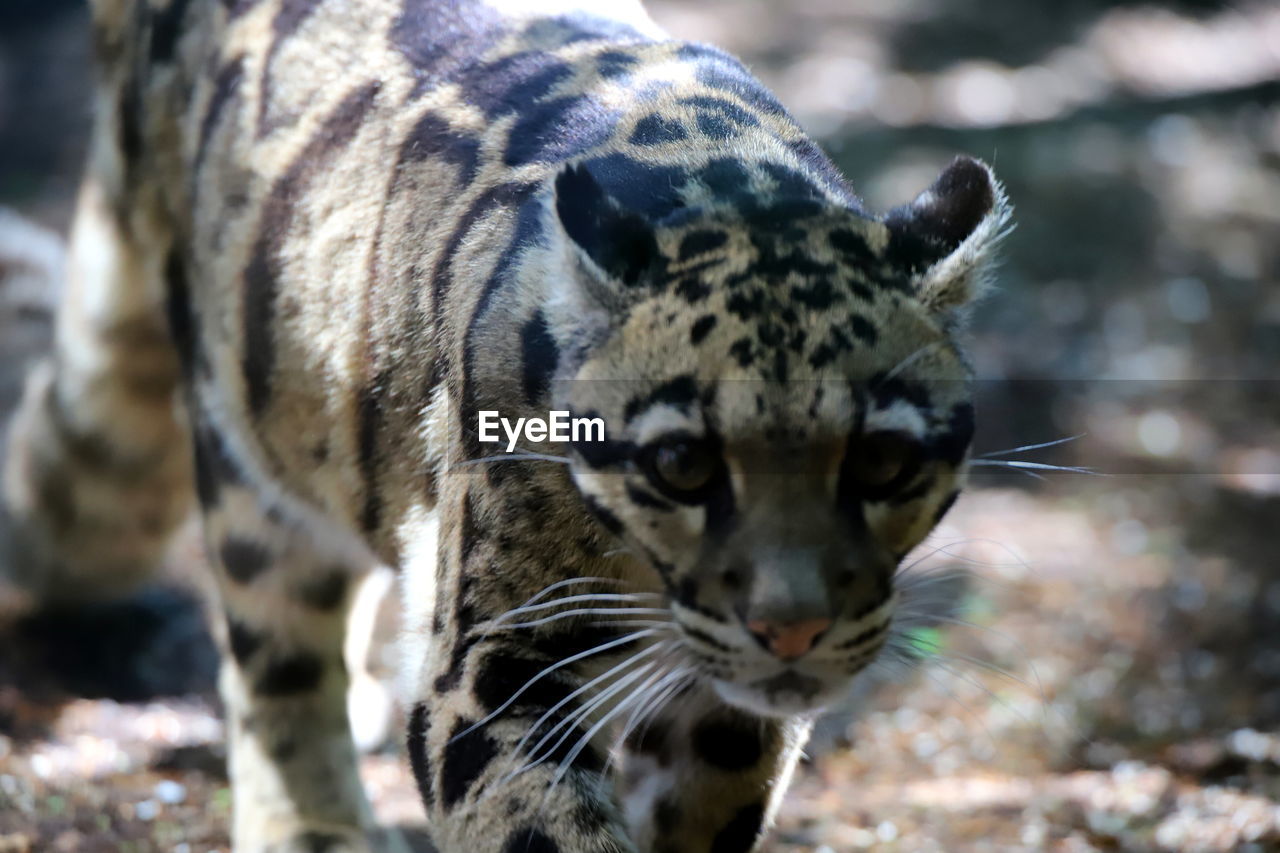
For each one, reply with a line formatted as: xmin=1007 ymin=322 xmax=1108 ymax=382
xmin=711 ymin=672 xmax=839 ymax=719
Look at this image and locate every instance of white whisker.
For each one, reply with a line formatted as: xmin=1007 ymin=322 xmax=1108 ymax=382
xmin=448 ymin=627 xmax=661 ymax=744
xmin=486 ymin=592 xmax=664 ymax=630
xmin=970 ymin=458 xmax=1098 ymax=475
xmin=512 ymin=642 xmax=671 ymax=765
xmin=979 ymin=434 xmax=1085 ymax=458
xmin=610 ymin=667 xmax=692 ymax=765
xmin=875 ymin=342 xmax=945 ymax=386
xmin=549 ymin=672 xmax=663 ymax=791
xmin=515 ymin=658 xmax=666 ymax=781
xmin=494 ymin=607 xmax=672 ymax=630
xmin=454 ymin=452 xmax=571 ymax=467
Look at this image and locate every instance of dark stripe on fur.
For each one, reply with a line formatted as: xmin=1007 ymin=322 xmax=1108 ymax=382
xmin=242 ymin=82 xmax=380 ymax=415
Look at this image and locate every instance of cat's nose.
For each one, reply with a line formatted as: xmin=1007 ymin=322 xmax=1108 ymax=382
xmin=745 ymin=617 xmax=832 ymax=661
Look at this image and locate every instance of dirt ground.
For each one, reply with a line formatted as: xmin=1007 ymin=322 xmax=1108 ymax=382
xmin=2 ymin=0 xmax=1279 ymax=851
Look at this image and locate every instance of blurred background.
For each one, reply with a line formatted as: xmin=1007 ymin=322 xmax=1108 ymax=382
xmin=1 ymin=0 xmax=1278 ymax=850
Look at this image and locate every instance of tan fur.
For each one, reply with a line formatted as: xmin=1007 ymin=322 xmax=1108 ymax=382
xmin=1 ymin=1 xmax=1010 ymax=850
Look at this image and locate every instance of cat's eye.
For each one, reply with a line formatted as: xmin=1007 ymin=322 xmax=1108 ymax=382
xmin=842 ymin=431 xmax=922 ymax=495
xmin=641 ymin=437 xmax=722 ymax=500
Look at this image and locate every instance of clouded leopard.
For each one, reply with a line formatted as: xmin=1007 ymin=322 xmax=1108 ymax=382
xmin=0 ymin=0 xmax=1011 ymax=850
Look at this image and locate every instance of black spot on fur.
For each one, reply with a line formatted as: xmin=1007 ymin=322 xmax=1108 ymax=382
xmin=690 ymin=314 xmax=717 ymax=344
xmin=692 ymin=714 xmax=765 ymax=771
xmin=520 ymin=311 xmax=558 ymax=406
xmin=626 ymin=718 xmax=670 ymax=761
xmin=255 ymin=652 xmax=325 ymax=696
xmin=163 ymin=248 xmax=197 ymax=376
xmin=226 ymin=619 xmax=263 ymax=664
xmin=196 ymin=56 xmax=245 ymax=170
xmin=697 ymin=112 xmax=734 ymax=139
xmin=655 ymin=798 xmax=681 ymax=834
xmin=679 ymin=230 xmax=727 ymax=260
xmin=829 ymin=227 xmax=876 ymax=267
xmin=243 ymin=83 xmax=379 ymax=415
xmin=791 ymin=279 xmax=836 ymax=310
xmin=292 ymin=831 xmax=352 ymax=853
xmin=355 ymin=372 xmax=387 ymax=535
xmin=270 ymin=735 xmax=298 ymax=763
xmin=597 ymin=50 xmax=637 ymax=78
xmin=630 ymin=114 xmax=688 ymax=146
xmin=699 ymin=158 xmax=751 ymax=204
xmin=191 ymin=425 xmax=239 ymax=507
xmin=400 ymin=111 xmax=482 ymax=187
xmin=505 ymin=95 xmax=617 ymax=167
xmin=406 ymin=702 xmax=433 ymax=805
xmin=710 ymin=802 xmax=766 ymax=853
xmin=503 ymin=828 xmax=560 ymax=853
xmin=682 ymin=45 xmax=788 ymax=119
xmin=472 ymin=650 xmax=571 ymax=716
xmin=148 ymin=0 xmax=191 ymax=62
xmin=442 ymin=717 xmax=499 ymax=807
xmin=470 ymin=53 xmax=573 ymax=118
xmin=729 ymin=338 xmax=754 ymax=367
xmin=674 ymin=276 xmax=711 ymax=303
xmin=532 ymin=621 xmax=621 ymax=662
xmin=759 ymin=161 xmax=821 ymax=200
xmin=219 ymin=537 xmax=271 ymax=584
xmin=390 ymin=0 xmax=503 ymax=97
xmin=118 ymin=80 xmax=144 ymax=179
xmin=297 ymin=569 xmax=347 ymax=610
xmin=431 ymin=181 xmax=538 ymax=323
xmin=726 ymin=290 xmax=764 ymax=320
xmin=846 ymin=315 xmax=878 ymax=345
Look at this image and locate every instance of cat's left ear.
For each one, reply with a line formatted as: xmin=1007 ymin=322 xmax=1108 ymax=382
xmin=884 ymin=156 xmax=1013 ymax=319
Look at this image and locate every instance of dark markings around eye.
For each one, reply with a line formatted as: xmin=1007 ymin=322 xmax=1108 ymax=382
xmin=933 ymin=489 xmax=960 ymax=525
xmin=626 ymin=482 xmax=675 ymax=511
xmin=931 ymin=402 xmax=975 ymax=465
xmin=569 ymin=432 xmax=635 ymax=469
xmin=622 ymin=374 xmax=699 ymax=423
xmin=581 ymin=494 xmax=624 ymax=535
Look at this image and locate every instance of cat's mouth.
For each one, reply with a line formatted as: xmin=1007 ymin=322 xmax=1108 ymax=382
xmin=710 ymin=670 xmax=838 ymax=718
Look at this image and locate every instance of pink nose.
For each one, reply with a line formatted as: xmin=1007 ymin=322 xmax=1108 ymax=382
xmin=745 ymin=618 xmax=832 ymax=661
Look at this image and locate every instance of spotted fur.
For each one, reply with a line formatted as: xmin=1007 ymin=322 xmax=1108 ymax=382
xmin=0 ymin=0 xmax=1011 ymax=850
